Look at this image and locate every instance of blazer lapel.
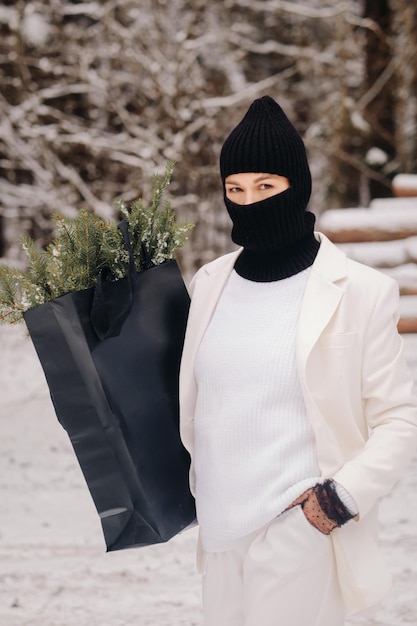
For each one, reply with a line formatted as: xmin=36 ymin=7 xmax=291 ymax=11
xmin=185 ymin=250 xmax=241 ymax=358
xmin=180 ymin=249 xmax=241 ymax=434
xmin=296 ymin=233 xmax=348 ymax=370
xmin=296 ymin=234 xmax=349 ymax=475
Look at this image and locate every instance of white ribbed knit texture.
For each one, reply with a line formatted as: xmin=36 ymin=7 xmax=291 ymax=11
xmin=194 ymin=268 xmax=320 ymax=552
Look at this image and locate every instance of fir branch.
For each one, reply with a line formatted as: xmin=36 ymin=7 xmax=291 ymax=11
xmin=21 ymin=235 xmax=52 ymax=300
xmin=0 ymin=162 xmax=194 ymax=323
xmin=0 ymin=265 xmax=26 ymax=324
xmin=101 ymin=223 xmax=129 ymax=278
xmin=53 ymin=214 xmax=77 ymax=253
xmin=150 ymin=161 xmax=174 ymax=213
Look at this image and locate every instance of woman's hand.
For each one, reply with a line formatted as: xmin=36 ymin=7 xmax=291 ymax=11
xmin=287 ymin=480 xmax=355 ymax=535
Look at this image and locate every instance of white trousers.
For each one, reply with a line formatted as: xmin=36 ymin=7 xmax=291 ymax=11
xmin=200 ymin=506 xmax=346 ymax=626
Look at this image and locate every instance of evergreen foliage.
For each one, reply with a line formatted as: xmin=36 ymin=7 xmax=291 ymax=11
xmin=0 ymin=162 xmax=193 ymax=324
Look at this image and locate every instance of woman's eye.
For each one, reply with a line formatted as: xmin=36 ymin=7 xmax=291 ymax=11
xmin=260 ymin=183 xmax=272 ymax=190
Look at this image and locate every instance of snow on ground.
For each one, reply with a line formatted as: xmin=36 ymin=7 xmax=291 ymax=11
xmin=1 ymin=324 xmax=417 ymax=626
xmin=0 ymin=325 xmax=201 ymax=626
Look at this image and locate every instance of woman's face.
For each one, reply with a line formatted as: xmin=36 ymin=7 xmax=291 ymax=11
xmin=225 ymin=172 xmax=290 ymax=205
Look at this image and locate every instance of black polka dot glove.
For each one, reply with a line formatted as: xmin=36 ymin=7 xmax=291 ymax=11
xmin=287 ymin=479 xmax=355 ymax=535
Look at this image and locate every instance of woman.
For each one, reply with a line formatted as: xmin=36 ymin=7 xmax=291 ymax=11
xmin=179 ymin=95 xmax=417 ymax=626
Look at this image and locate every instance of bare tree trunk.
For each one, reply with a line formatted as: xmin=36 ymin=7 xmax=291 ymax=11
xmin=391 ymin=0 xmax=417 ymax=174
xmin=362 ymin=0 xmax=395 ymax=199
xmin=324 ymin=8 xmax=362 ymax=209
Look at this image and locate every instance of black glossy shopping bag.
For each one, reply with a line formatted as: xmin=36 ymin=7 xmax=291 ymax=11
xmin=23 ymin=223 xmax=195 ymax=551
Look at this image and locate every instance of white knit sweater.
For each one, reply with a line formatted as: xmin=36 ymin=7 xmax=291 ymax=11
xmin=194 ymin=268 xmax=321 ymax=552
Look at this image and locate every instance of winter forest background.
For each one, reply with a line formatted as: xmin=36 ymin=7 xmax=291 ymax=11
xmin=1 ymin=0 xmax=416 ymax=278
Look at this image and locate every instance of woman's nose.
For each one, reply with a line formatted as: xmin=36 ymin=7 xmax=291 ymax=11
xmin=242 ymin=190 xmax=255 ymax=205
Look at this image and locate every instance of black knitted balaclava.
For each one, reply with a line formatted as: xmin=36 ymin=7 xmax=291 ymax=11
xmin=220 ymin=95 xmax=319 ymax=282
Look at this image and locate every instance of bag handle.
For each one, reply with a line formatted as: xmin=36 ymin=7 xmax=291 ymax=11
xmin=118 ymin=218 xmax=154 ymax=271
xmin=90 ymin=219 xmax=137 ymax=340
xmin=118 ymin=219 xmax=136 ymax=276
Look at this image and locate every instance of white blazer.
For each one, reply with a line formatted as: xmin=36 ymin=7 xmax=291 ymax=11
xmin=179 ymin=232 xmax=417 ymax=614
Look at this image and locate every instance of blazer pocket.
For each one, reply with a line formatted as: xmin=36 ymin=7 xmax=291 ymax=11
xmin=319 ymin=331 xmax=358 ymax=348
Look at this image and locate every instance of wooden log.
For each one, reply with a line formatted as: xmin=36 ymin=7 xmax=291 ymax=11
xmin=398 ymin=318 xmax=417 ymax=333
xmin=398 ymin=296 xmax=417 ymax=333
xmin=369 ymin=197 xmax=417 ymax=211
xmin=336 ymin=236 xmax=417 ymax=268
xmin=392 ymin=174 xmax=417 ymax=198
xmin=318 ymin=208 xmax=417 ymax=243
xmin=398 ymin=319 xmax=417 ymax=333
xmin=382 ymin=264 xmax=417 ymax=295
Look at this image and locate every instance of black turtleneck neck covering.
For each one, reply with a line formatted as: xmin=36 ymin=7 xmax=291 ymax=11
xmin=224 ymin=187 xmax=320 ymax=282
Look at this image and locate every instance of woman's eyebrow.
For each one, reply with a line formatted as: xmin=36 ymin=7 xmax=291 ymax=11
xmin=253 ymin=175 xmax=276 ymax=182
xmin=225 ymin=175 xmax=276 ymax=185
